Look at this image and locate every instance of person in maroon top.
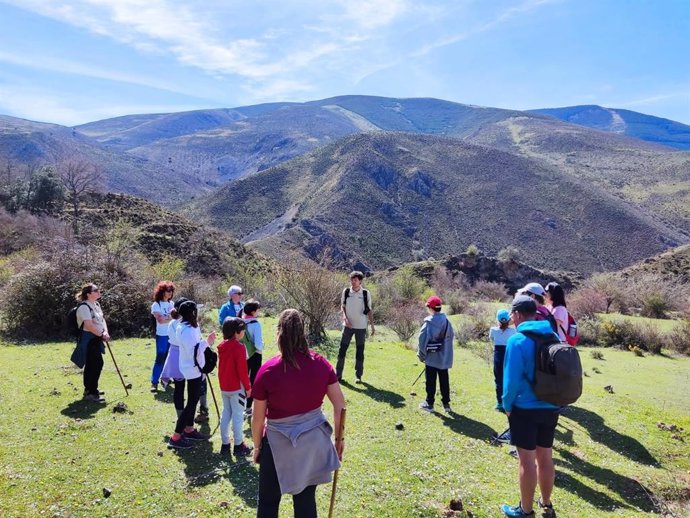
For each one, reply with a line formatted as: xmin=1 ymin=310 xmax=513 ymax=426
xmin=251 ymin=309 xmax=345 ymax=518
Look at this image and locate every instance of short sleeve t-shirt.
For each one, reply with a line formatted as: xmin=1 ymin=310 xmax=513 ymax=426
xmin=76 ymin=301 xmax=106 ymax=335
xmin=252 ymin=351 xmax=338 ymax=419
xmin=151 ymin=301 xmax=174 ymax=336
xmin=489 ymin=326 xmax=516 ymax=347
xmin=342 ymin=287 xmax=371 ymax=329
xmin=550 ymin=306 xmax=569 ymax=341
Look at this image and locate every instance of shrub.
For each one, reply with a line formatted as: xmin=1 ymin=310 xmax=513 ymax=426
xmin=465 ymin=244 xmax=480 ymax=257
xmin=600 ymin=319 xmax=632 ymax=349
xmin=590 ymin=350 xmax=605 ymax=360
xmin=629 ymin=345 xmax=645 ymax=357
xmin=471 ymin=280 xmax=508 ymax=302
xmin=455 ymin=316 xmax=491 ymax=345
xmin=444 ymin=289 xmax=470 ymax=315
xmin=151 ymin=254 xmax=186 ymax=283
xmin=497 ymin=246 xmax=521 ymax=264
xmin=631 ymin=323 xmax=667 ymax=354
xmin=667 ymin=319 xmax=690 ymax=355
xmin=568 ymin=287 xmax=608 ymax=320
xmin=0 ymin=250 xmax=151 ymax=339
xmin=388 ymin=303 xmax=425 ymax=344
xmin=640 ymin=293 xmax=671 ymax=319
xmin=392 ymin=266 xmax=428 ymax=302
xmin=430 ymin=266 xmax=466 ymax=296
xmin=577 ymin=316 xmax=601 ymax=346
xmin=276 ymin=255 xmax=341 ymax=343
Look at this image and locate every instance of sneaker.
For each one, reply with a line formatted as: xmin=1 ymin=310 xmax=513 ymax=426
xmin=419 ymin=401 xmax=434 ymax=413
xmin=83 ymin=389 xmax=105 ymax=396
xmin=220 ymin=444 xmax=231 ymax=455
xmin=537 ymin=498 xmax=555 ymax=516
xmin=83 ymin=393 xmax=106 ymax=403
xmin=244 ymin=407 xmax=253 ymax=418
xmin=150 ymin=384 xmax=158 ymax=393
xmin=168 ymin=436 xmax=193 ymax=449
xmin=233 ymin=443 xmax=253 ymax=457
xmin=495 ymin=403 xmax=505 ymax=413
xmin=495 ymin=430 xmax=512 ymax=444
xmin=509 ymin=447 xmax=518 ymax=458
xmin=443 ymin=404 xmax=452 ymax=413
xmin=501 ymin=503 xmax=535 ymax=517
xmin=355 ymin=377 xmax=362 ymax=384
xmin=183 ymin=429 xmax=210 ymax=441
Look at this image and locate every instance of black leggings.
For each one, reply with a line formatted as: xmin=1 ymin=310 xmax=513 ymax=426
xmin=257 ymin=437 xmax=317 ymax=518
xmin=173 ymin=379 xmax=186 ymax=411
xmin=246 ymin=353 xmax=262 ymax=408
xmin=174 ymin=377 xmax=202 ymax=434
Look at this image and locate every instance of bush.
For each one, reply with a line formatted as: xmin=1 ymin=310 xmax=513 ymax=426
xmin=600 ymin=319 xmax=632 ymax=349
xmin=465 ymin=244 xmax=480 ymax=257
xmin=455 ymin=316 xmax=492 ymax=345
xmin=0 ymin=250 xmax=151 ymax=339
xmin=388 ymin=303 xmax=425 ymax=344
xmin=392 ymin=266 xmax=428 ymax=302
xmin=590 ymin=350 xmax=605 ymax=360
xmin=276 ymin=255 xmax=341 ymax=343
xmin=444 ymin=289 xmax=470 ymax=315
xmin=497 ymin=245 xmax=521 ymax=264
xmin=568 ymin=288 xmax=608 ymax=320
xmin=577 ymin=316 xmax=601 ymax=346
xmin=667 ymin=320 xmax=690 ymax=355
xmin=471 ymin=280 xmax=508 ymax=302
xmin=430 ymin=266 xmax=466 ymax=296
xmin=600 ymin=318 xmax=671 ymax=354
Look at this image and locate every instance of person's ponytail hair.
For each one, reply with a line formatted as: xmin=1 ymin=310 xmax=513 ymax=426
xmin=178 ymin=301 xmax=198 ymax=328
xmin=276 ymin=309 xmax=310 ymax=369
xmin=76 ymin=283 xmax=97 ymax=301
xmin=545 ymin=282 xmax=567 ymax=308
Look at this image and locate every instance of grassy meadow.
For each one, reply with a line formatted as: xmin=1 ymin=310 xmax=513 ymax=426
xmin=1 ymin=317 xmax=689 ymax=518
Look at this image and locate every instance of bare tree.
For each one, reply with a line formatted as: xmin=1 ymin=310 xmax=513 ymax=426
xmin=59 ymin=160 xmax=103 ymax=235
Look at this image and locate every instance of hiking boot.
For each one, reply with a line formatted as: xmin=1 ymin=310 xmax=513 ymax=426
xmin=443 ymin=404 xmax=452 ymax=413
xmin=84 ymin=393 xmax=106 ymax=403
xmin=168 ymin=436 xmax=193 ymax=449
xmin=233 ymin=443 xmax=253 ymax=457
xmin=501 ymin=503 xmax=535 ymax=517
xmin=83 ymin=389 xmax=105 ymax=396
xmin=183 ymin=429 xmax=210 ymax=441
xmin=419 ymin=401 xmax=434 ymax=413
xmin=220 ymin=444 xmax=231 ymax=455
xmin=537 ymin=498 xmax=555 ymax=516
xmin=150 ymin=384 xmax=158 ymax=393
xmin=355 ymin=377 xmax=362 ymax=384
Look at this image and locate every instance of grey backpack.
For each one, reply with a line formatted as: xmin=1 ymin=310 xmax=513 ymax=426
xmin=521 ymin=331 xmax=583 ymax=406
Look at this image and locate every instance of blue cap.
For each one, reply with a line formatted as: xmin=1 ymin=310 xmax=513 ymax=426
xmin=496 ymin=309 xmax=510 ymax=323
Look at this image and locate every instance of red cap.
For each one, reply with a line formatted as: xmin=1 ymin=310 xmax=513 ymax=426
xmin=426 ymin=296 xmax=443 ymax=309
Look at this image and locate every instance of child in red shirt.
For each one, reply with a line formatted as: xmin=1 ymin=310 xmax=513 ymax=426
xmin=218 ymin=317 xmax=252 ymax=457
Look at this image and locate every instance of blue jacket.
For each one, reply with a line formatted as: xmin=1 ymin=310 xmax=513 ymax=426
xmin=417 ymin=312 xmax=454 ymax=370
xmin=502 ymin=320 xmax=559 ymax=412
xmin=218 ymin=301 xmax=245 ymax=326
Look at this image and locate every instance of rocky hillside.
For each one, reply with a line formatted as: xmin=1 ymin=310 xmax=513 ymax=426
xmin=190 ymin=132 xmax=688 ymax=275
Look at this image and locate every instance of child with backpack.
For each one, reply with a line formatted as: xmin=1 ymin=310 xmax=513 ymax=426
xmin=218 ymin=317 xmax=253 ymax=457
xmin=240 ymin=299 xmax=264 ymax=417
xmin=417 ymin=296 xmax=454 ymax=413
xmin=519 ymin=283 xmax=559 ymax=334
xmin=489 ymin=309 xmax=516 ymax=412
xmin=545 ymin=282 xmax=578 ymax=345
xmin=160 ymin=298 xmax=187 ymax=418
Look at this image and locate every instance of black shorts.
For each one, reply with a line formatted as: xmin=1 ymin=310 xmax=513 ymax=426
xmin=508 ymin=406 xmax=559 ymax=450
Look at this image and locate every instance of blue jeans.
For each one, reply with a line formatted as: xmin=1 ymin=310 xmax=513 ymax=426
xmin=220 ymin=390 xmax=246 ymax=446
xmin=493 ymin=346 xmax=506 ymax=405
xmin=151 ymin=334 xmax=170 ymax=385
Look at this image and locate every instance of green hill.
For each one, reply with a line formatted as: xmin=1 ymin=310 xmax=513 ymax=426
xmin=190 ymin=132 xmax=687 ymax=275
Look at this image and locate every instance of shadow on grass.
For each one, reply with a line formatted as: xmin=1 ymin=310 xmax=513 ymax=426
xmin=223 ymin=458 xmax=259 ymax=509
xmin=555 ymin=450 xmax=655 ymax=512
xmin=563 ymin=406 xmax=659 ymax=467
xmin=554 ymin=424 xmax=575 ymax=447
xmin=436 ymin=411 xmax=497 ymax=442
xmin=341 ymin=380 xmax=405 ymax=408
xmin=153 ymin=387 xmax=174 ymax=404
xmin=60 ymin=399 xmax=105 ymax=419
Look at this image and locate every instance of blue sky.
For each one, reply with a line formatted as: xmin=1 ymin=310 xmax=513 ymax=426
xmin=0 ymin=0 xmax=688 ymax=126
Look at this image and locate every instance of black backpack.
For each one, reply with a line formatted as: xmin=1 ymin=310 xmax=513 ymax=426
xmin=194 ymin=342 xmax=218 ymax=374
xmin=67 ymin=302 xmax=93 ymax=338
xmin=343 ymin=288 xmax=371 ymax=315
xmin=521 ymin=330 xmax=583 ymax=406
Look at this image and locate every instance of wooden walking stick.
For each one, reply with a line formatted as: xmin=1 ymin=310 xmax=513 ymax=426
xmin=411 ymin=366 xmax=425 ymax=387
xmin=328 ymin=407 xmax=347 ymax=518
xmin=206 ymin=374 xmax=221 ymax=422
xmin=105 ymin=341 xmax=129 ymax=396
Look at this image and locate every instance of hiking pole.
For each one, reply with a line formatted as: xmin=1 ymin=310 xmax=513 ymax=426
xmin=411 ymin=366 xmax=425 ymax=387
xmin=206 ymin=374 xmax=221 ymax=422
xmin=328 ymin=407 xmax=347 ymax=518
xmin=105 ymin=341 xmax=129 ymax=396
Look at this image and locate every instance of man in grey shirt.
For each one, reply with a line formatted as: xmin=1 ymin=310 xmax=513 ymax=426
xmin=335 ymin=271 xmax=375 ymax=383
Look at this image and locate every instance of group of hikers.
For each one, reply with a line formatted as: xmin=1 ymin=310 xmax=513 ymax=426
xmin=70 ymin=271 xmax=579 ymax=518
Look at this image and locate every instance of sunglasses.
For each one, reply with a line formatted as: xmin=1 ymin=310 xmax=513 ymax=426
xmin=165 ymin=288 xmax=175 ymax=292
xmin=91 ymin=288 xmax=100 ymax=293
